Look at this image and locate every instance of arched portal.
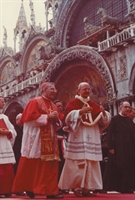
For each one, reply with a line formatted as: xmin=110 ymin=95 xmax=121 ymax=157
xmin=129 ymin=63 xmax=135 ymax=106
xmin=4 ymin=102 xmax=23 ymax=126
xmin=43 ymin=45 xmax=116 ymax=105
xmin=129 ymin=63 xmax=135 ymax=95
xmin=4 ymin=101 xmax=24 ymax=174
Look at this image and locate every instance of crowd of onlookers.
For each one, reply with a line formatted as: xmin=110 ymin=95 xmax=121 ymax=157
xmin=0 ymin=67 xmax=43 ymax=93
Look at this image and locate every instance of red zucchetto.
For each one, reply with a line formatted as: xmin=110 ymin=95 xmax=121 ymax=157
xmin=41 ymin=82 xmax=49 ymax=90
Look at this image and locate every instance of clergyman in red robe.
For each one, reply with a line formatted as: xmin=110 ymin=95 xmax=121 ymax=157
xmin=12 ymin=82 xmax=63 ymax=199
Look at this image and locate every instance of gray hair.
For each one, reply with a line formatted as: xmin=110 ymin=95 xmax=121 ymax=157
xmin=78 ymin=82 xmax=89 ymax=90
xmin=41 ymin=82 xmax=55 ymax=93
xmin=119 ymin=101 xmax=130 ymax=107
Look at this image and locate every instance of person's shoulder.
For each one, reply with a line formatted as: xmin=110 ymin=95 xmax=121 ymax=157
xmin=24 ymin=97 xmax=39 ymax=108
xmin=89 ymin=100 xmax=99 ymax=106
xmin=127 ymin=116 xmax=134 ymax=123
xmin=112 ymin=114 xmax=120 ymax=120
xmin=64 ymin=99 xmax=77 ymax=111
xmin=33 ymin=96 xmax=41 ymax=100
xmin=67 ymin=98 xmax=76 ymax=105
xmin=29 ymin=96 xmax=41 ymax=103
xmin=89 ymin=99 xmax=98 ymax=104
xmin=1 ymin=113 xmax=8 ymax=119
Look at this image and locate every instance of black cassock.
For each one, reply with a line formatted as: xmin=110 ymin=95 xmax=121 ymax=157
xmin=103 ymin=114 xmax=135 ymax=193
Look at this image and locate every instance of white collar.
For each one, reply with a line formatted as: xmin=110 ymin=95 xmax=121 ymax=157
xmin=75 ymin=95 xmax=90 ymax=103
xmin=119 ymin=112 xmax=127 ymax=117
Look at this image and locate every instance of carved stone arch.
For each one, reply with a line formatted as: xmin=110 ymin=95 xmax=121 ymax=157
xmin=55 ymin=0 xmax=128 ymax=47
xmin=0 ymin=56 xmax=16 ymax=73
xmin=0 ymin=56 xmax=16 ymax=84
xmin=4 ymin=98 xmax=25 ymax=113
xmin=43 ymin=45 xmax=116 ymax=104
xmin=0 ymin=47 xmax=14 ymax=61
xmin=20 ymin=34 xmax=50 ymax=72
xmin=4 ymin=100 xmax=24 ymax=127
xmin=55 ymin=0 xmax=82 ymax=46
xmin=129 ymin=63 xmax=135 ymax=94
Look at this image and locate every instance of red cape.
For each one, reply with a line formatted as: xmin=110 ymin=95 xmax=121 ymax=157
xmin=64 ymin=98 xmax=101 ymax=121
xmin=20 ymin=98 xmax=41 ymax=122
xmin=21 ymin=97 xmax=61 ymax=122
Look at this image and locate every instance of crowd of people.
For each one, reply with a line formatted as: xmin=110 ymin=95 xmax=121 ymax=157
xmin=0 ymin=81 xmax=135 ymax=198
xmin=0 ymin=67 xmax=43 ymax=93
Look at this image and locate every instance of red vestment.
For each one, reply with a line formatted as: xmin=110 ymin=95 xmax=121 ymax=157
xmin=0 ymin=114 xmax=16 ymax=195
xmin=0 ymin=164 xmax=14 ymax=194
xmin=64 ymin=98 xmax=101 ymax=122
xmin=12 ymin=96 xmax=61 ymax=195
xmin=58 ymin=98 xmax=110 ymax=190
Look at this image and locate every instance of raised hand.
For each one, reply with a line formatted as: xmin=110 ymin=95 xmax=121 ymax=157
xmin=79 ymin=104 xmax=93 ymax=115
xmin=48 ymin=111 xmax=59 ymax=120
xmin=99 ymin=102 xmax=106 ymax=116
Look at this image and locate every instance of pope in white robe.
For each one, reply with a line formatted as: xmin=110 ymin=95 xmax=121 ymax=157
xmin=58 ymin=82 xmax=111 ymax=197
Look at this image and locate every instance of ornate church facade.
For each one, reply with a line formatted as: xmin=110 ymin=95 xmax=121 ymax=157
xmin=0 ymin=0 xmax=135 ymax=124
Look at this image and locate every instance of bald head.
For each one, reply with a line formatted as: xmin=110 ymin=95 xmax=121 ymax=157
xmin=78 ymin=82 xmax=91 ymax=98
xmin=119 ymin=101 xmax=131 ymax=117
xmin=78 ymin=82 xmax=90 ymax=90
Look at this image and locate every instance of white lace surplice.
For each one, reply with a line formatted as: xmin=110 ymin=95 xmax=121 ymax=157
xmin=0 ymin=114 xmax=17 ymax=164
xmin=21 ymin=114 xmax=62 ymax=158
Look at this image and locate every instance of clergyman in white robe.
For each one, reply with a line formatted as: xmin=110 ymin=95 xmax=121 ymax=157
xmin=59 ymin=95 xmax=111 ymax=192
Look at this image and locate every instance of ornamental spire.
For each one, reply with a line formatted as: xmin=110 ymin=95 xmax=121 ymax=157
xmin=29 ymin=0 xmax=36 ymax=26
xmin=13 ymin=0 xmax=28 ymax=52
xmin=3 ymin=26 xmax=7 ymax=47
xmin=14 ymin=0 xmax=28 ymax=35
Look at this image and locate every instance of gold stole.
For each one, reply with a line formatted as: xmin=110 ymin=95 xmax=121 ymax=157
xmin=75 ymin=95 xmax=103 ymax=126
xmin=36 ymin=96 xmax=60 ymax=161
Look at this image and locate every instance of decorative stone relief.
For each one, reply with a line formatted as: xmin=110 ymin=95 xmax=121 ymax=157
xmin=29 ymin=0 xmax=36 ymax=26
xmin=129 ymin=63 xmax=135 ymax=92
xmin=27 ymin=40 xmax=48 ymax=71
xmin=3 ymin=26 xmax=7 ymax=47
xmin=83 ymin=17 xmax=101 ymax=36
xmin=1 ymin=61 xmax=16 ymax=84
xmin=126 ymin=0 xmax=135 ymax=23
xmin=0 ymin=48 xmax=5 ymax=59
xmin=26 ymin=26 xmax=37 ymax=44
xmin=34 ymin=24 xmax=45 ymax=34
xmin=0 ymin=47 xmax=15 ymax=60
xmin=44 ymin=45 xmax=114 ymax=101
xmin=54 ymin=0 xmax=80 ymax=46
xmin=97 ymin=7 xmax=121 ymax=27
xmin=116 ymin=56 xmax=127 ymax=82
